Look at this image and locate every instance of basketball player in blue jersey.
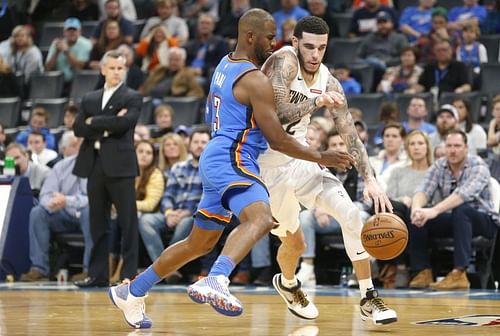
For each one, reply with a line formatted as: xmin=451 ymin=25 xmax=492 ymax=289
xmin=108 ymin=9 xmax=356 ymax=328
xmin=259 ymin=16 xmax=398 ymax=325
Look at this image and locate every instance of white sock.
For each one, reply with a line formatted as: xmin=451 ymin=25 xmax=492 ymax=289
xmin=281 ymin=274 xmax=298 ymax=288
xmin=300 ymin=262 xmax=314 ymax=273
xmin=358 ymin=278 xmax=374 ymax=299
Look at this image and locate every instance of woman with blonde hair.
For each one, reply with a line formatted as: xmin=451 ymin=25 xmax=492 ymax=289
xmin=158 ymin=132 xmax=188 ymax=180
xmin=1 ymin=25 xmax=43 ymax=82
xmin=136 ymin=24 xmax=179 ymax=72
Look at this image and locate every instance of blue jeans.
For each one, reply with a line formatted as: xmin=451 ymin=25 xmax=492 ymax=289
xmin=408 ymin=203 xmax=497 ymax=271
xmin=29 ymin=205 xmax=92 ymax=275
xmin=300 ymin=209 xmax=342 ymax=259
xmin=251 ymin=234 xmax=271 ymax=268
xmin=138 ymin=212 xmax=193 ymax=262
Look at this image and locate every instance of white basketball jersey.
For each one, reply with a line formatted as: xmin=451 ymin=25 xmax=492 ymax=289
xmin=259 ymin=46 xmax=330 ymax=168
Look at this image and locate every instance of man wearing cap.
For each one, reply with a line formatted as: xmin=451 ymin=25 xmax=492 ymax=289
xmin=349 ymin=0 xmax=398 ymax=37
xmin=45 ymin=17 xmax=92 ymax=86
xmin=409 ymin=129 xmax=498 ymax=290
xmin=357 ymin=11 xmax=408 ymax=83
xmin=428 ymin=104 xmax=459 ymax=151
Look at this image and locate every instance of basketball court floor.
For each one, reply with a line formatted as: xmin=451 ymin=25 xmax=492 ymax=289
xmin=0 ymin=282 xmax=499 ymax=335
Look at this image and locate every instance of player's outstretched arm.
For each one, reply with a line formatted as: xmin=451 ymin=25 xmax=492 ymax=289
xmin=328 ymin=73 xmax=392 ymax=213
xmin=262 ymin=49 xmax=343 ymax=125
xmin=240 ymin=70 xmax=355 ymax=170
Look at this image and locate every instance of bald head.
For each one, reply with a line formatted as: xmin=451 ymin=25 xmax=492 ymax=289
xmin=238 ymin=8 xmax=274 ymax=35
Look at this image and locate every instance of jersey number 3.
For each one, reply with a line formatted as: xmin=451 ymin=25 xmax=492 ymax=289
xmin=213 ymin=96 xmax=221 ymax=131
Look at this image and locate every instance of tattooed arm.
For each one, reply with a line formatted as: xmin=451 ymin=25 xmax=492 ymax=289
xmin=262 ymin=49 xmax=343 ymax=124
xmin=328 ymin=73 xmax=393 ymax=213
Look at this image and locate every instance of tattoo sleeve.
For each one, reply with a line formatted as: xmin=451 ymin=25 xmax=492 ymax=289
xmin=328 ymin=73 xmax=375 ymax=181
xmin=262 ymin=50 xmax=318 ymax=124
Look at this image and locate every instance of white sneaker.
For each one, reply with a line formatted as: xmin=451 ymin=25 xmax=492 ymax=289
xmin=272 ymin=273 xmax=319 ymax=320
xmin=108 ymin=283 xmax=152 ymax=329
xmin=296 ymin=265 xmax=316 ymax=288
xmin=187 ymin=275 xmax=243 ymax=316
xmin=359 ymin=289 xmax=397 ymax=325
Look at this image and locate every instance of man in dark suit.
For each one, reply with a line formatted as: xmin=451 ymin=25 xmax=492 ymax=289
xmin=184 ymin=13 xmax=230 ymax=79
xmin=73 ymin=49 xmax=141 ymax=287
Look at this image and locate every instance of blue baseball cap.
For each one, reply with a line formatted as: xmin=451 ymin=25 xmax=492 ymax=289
xmin=175 ymin=125 xmax=191 ymax=136
xmin=64 ymin=17 xmax=81 ymax=30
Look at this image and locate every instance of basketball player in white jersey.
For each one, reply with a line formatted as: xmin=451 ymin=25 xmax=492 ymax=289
xmin=259 ymin=16 xmax=398 ymax=325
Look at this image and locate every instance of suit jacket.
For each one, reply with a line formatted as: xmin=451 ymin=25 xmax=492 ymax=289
xmin=73 ymin=84 xmax=141 ymax=178
xmin=184 ymin=34 xmax=230 ymax=77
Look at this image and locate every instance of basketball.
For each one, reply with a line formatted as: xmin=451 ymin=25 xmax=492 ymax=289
xmin=361 ymin=213 xmax=408 ymax=260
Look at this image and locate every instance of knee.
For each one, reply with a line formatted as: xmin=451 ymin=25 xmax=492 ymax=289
xmin=254 ymin=212 xmax=275 ymax=235
xmin=289 ymin=236 xmax=307 ymax=255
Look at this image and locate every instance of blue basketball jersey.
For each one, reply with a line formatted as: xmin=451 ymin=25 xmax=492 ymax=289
xmin=205 ymin=54 xmax=268 ymax=157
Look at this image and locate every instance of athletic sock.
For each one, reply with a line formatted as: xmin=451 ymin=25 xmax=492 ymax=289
xmin=359 ymin=278 xmax=374 ymax=299
xmin=281 ymin=274 xmax=298 ymax=288
xmin=130 ymin=266 xmax=161 ymax=297
xmin=208 ymin=255 xmax=236 ymax=278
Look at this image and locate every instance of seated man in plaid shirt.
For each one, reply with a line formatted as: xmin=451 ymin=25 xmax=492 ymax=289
xmin=138 ymin=128 xmax=210 ymax=271
xmin=409 ymin=129 xmax=499 ymax=290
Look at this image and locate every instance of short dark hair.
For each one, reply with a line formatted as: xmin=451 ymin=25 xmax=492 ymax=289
xmin=382 ymin=122 xmax=406 ymax=138
xmin=28 ymin=130 xmax=46 ymax=142
xmin=294 ymin=16 xmax=329 ymax=39
xmin=189 ymin=126 xmax=211 ymax=142
xmin=64 ymin=104 xmax=79 ymax=116
xmin=445 ymin=129 xmax=468 ymax=145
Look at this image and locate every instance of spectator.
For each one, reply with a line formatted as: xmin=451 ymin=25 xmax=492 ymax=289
xmin=457 ymin=22 xmax=487 ymax=89
xmin=428 ymin=104 xmax=460 ymax=151
xmin=350 ymin=0 xmax=398 ymax=37
xmin=357 ymin=11 xmax=408 ymax=82
xmin=183 ymin=13 xmax=230 ymax=77
xmin=141 ymin=0 xmax=190 ymax=44
xmin=92 ymin=0 xmax=135 ymax=45
xmin=97 ymin=0 xmax=137 ymax=21
xmin=377 ymin=46 xmax=423 ymax=94
xmin=19 ymin=132 xmax=92 ymax=282
xmin=448 ymin=0 xmax=487 ymax=31
xmin=481 ymin=0 xmax=500 ymax=35
xmin=138 ymin=128 xmax=209 ymax=267
xmin=274 ymin=18 xmax=297 ymax=51
xmin=0 ymin=123 xmax=7 ymax=160
xmin=415 ymin=7 xmax=460 ymax=64
xmin=452 ymin=97 xmax=487 ymax=155
xmin=399 ymin=0 xmax=435 ymax=43
xmin=16 ymin=107 xmax=57 ymax=151
xmin=134 ymin=124 xmax=151 ymax=143
xmin=27 ymin=131 xmax=58 ymax=167
xmin=369 ymin=122 xmax=407 ymax=190
xmin=216 ymin=0 xmax=251 ymax=45
xmin=5 ymin=143 xmax=50 ymax=198
xmin=332 ymin=65 xmax=362 ymax=95
xmin=63 ymin=104 xmax=79 ymax=130
xmin=69 ymin=0 xmax=100 ymax=21
xmin=0 ymin=25 xmax=43 ymax=83
xmin=487 ymin=95 xmax=500 ymax=153
xmin=305 ymin=125 xmax=322 ymax=150
xmin=414 ymin=39 xmax=471 ymax=95
xmin=307 ymin=0 xmax=338 ymax=37
xmin=296 ymin=131 xmax=370 ymax=287
xmin=409 ymin=129 xmax=498 ymax=290
xmin=150 ymin=104 xmax=175 ymax=144
xmin=158 ymin=132 xmax=188 ymax=181
xmin=0 ymin=55 xmax=19 ymax=97
xmin=401 ymin=96 xmax=436 ymax=135
xmin=272 ymin=0 xmax=309 ymax=40
xmin=139 ymin=47 xmax=204 ymax=98
xmin=373 ymin=101 xmax=400 ymax=146
xmin=45 ymin=17 xmax=92 ymax=86
xmin=135 ymin=25 xmax=179 ymax=72
xmin=88 ymin=19 xmax=125 ymax=70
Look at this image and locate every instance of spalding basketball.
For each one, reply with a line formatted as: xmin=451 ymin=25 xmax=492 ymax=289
xmin=361 ymin=213 xmax=408 ymax=260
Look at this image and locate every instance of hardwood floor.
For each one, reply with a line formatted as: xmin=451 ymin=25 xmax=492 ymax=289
xmin=0 ymin=284 xmax=499 ymax=335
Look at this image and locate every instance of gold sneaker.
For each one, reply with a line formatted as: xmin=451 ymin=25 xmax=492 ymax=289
xmin=20 ymin=269 xmax=48 ymax=282
xmin=409 ymin=269 xmax=433 ymax=289
xmin=430 ymin=270 xmax=470 ymax=290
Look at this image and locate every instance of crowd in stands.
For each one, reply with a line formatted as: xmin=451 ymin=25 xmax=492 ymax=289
xmin=0 ymin=0 xmax=499 ymax=288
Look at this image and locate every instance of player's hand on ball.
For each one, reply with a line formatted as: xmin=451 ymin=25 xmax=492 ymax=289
xmin=319 ymin=149 xmax=356 ymax=171
xmin=363 ymin=178 xmax=393 ymax=214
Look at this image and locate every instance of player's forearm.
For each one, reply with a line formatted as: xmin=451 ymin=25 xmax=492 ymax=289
xmin=276 ymin=98 xmax=318 ymax=124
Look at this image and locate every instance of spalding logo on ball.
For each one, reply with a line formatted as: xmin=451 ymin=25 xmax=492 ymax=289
xmin=361 ymin=213 xmax=408 ymax=260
